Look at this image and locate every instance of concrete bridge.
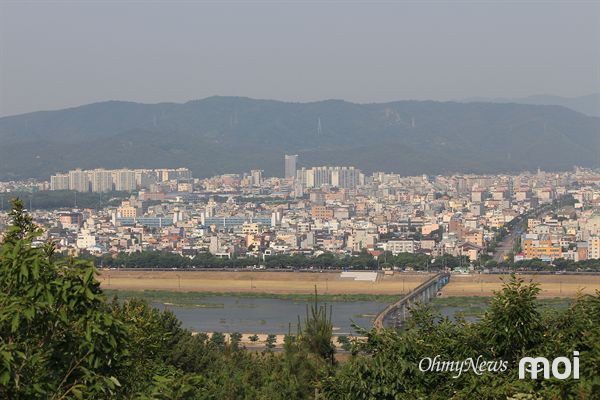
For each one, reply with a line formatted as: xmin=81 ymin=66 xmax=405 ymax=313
xmin=373 ymin=273 xmax=450 ymax=330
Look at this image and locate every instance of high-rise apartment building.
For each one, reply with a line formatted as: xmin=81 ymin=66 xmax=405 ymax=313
xmin=49 ymin=167 xmax=191 ymax=192
xmin=296 ymin=166 xmax=363 ymax=189
xmin=250 ymin=169 xmax=263 ymax=186
xmin=171 ymin=168 xmax=193 ymax=182
xmin=156 ymin=168 xmax=192 ymax=182
xmin=135 ymin=170 xmax=157 ymax=189
xmin=50 ymin=174 xmax=69 ymax=190
xmin=284 ymin=154 xmax=298 ymax=179
xmin=331 ymin=166 xmax=363 ymax=189
xmin=113 ymin=169 xmax=137 ymax=192
xmin=68 ymin=169 xmax=90 ymax=192
xmin=90 ymin=169 xmax=114 ymax=193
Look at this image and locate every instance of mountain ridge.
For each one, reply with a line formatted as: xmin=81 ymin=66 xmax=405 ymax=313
xmin=0 ymin=97 xmax=598 ymax=180
xmin=461 ymin=93 xmax=600 ymax=117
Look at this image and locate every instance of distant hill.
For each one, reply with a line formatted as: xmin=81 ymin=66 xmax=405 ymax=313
xmin=462 ymin=94 xmax=600 ymax=117
xmin=0 ymin=97 xmax=598 ymax=180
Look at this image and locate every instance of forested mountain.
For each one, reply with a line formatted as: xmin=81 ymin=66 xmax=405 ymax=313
xmin=462 ymin=93 xmax=600 ymax=117
xmin=0 ymin=96 xmax=598 ymax=180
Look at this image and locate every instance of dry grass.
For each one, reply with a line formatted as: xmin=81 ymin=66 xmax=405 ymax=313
xmin=98 ymin=271 xmax=600 ymax=298
xmin=98 ymin=270 xmax=431 ymax=295
xmin=441 ymin=274 xmax=600 ymax=298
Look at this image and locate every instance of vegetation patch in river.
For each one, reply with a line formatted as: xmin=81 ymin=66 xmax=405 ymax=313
xmin=163 ymin=302 xmax=225 ymax=309
xmin=104 ymin=289 xmax=400 ymax=304
xmin=430 ymin=296 xmax=574 ymax=320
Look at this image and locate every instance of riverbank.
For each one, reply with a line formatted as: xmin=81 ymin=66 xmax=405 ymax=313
xmin=194 ymin=332 xmax=365 ymax=349
xmin=98 ymin=270 xmax=431 ymax=294
xmin=440 ymin=273 xmax=600 ymax=297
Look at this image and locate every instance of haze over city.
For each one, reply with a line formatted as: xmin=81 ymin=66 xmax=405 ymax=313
xmin=1 ymin=1 xmax=599 ymax=117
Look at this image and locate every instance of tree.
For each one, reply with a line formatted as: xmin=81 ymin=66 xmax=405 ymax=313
xmin=321 ymin=275 xmax=599 ymax=399
xmin=481 ymin=275 xmax=542 ymax=361
xmin=230 ymin=332 xmax=243 ymax=350
xmin=0 ymin=199 xmax=127 ymax=399
xmin=109 ymin=298 xmax=186 ymax=396
xmin=336 ymin=335 xmax=352 ymax=352
xmin=296 ymin=289 xmax=336 ymax=364
xmin=210 ymin=332 xmax=225 ymax=350
xmin=265 ymin=334 xmax=277 ymax=351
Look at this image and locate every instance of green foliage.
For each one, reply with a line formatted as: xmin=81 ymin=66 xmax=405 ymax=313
xmin=296 ymin=289 xmax=336 ymax=365
xmin=230 ymin=332 xmax=243 ymax=350
xmin=323 ymin=276 xmax=600 ymax=399
xmin=104 ymin=288 xmax=399 ymax=304
xmin=481 ymin=276 xmax=542 ymax=360
xmin=89 ymin=249 xmax=471 ymax=271
xmin=137 ymin=369 xmax=205 ymax=400
xmin=108 ymin=298 xmax=186 ymax=396
xmin=210 ymin=332 xmax=226 ymax=350
xmin=336 ymin=335 xmax=352 ymax=352
xmin=0 ymin=199 xmax=127 ymax=399
xmin=265 ymin=334 xmax=277 ymax=352
xmin=2 ymin=200 xmax=599 ymax=399
xmin=0 ymin=191 xmax=129 ymax=211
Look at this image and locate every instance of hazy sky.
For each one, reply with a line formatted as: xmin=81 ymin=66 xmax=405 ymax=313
xmin=1 ymin=1 xmax=599 ymax=117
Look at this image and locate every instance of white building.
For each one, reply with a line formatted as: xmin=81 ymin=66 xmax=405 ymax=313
xmin=296 ymin=166 xmax=363 ymax=189
xmin=50 ymin=174 xmax=69 ymax=190
xmin=284 ymin=154 xmax=298 ymax=179
xmin=113 ymin=169 xmax=137 ymax=191
xmin=68 ymin=169 xmax=90 ymax=192
xmin=90 ymin=169 xmax=114 ymax=193
xmin=385 ymin=240 xmax=418 ymax=255
xmin=76 ymin=229 xmax=97 ymax=249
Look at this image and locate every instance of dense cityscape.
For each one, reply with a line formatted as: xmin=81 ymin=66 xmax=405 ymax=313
xmin=1 ymin=156 xmax=599 ymax=270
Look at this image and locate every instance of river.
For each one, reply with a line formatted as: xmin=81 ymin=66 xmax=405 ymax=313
xmin=152 ymin=295 xmax=386 ymax=335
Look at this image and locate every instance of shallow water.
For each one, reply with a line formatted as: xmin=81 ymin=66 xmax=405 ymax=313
xmin=152 ymin=296 xmax=386 ymax=335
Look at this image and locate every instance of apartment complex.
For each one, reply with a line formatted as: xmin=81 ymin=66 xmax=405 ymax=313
xmin=50 ymin=168 xmax=192 ymax=192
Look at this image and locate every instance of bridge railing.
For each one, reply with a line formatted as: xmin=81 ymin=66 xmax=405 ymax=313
xmin=373 ymin=272 xmax=450 ymax=330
